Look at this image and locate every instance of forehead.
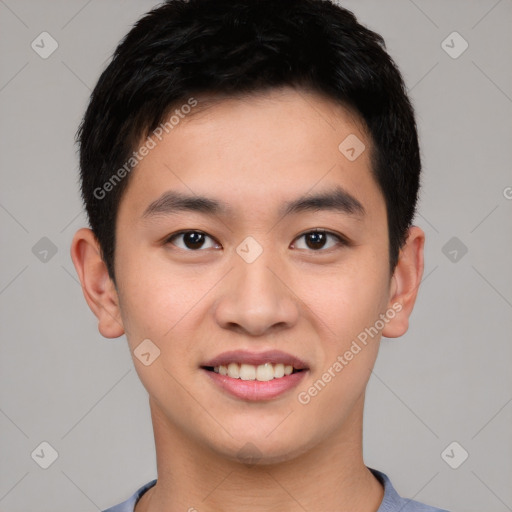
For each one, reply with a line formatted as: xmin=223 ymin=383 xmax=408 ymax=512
xmin=118 ymin=87 xmax=382 ymax=220
xmin=164 ymin=87 xmax=371 ymax=168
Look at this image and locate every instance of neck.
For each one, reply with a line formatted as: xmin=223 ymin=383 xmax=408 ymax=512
xmin=136 ymin=394 xmax=384 ymax=512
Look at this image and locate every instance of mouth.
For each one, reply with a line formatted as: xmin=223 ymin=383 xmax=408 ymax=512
xmin=201 ymin=363 xmax=305 ymax=381
xmin=200 ymin=350 xmax=309 ymax=401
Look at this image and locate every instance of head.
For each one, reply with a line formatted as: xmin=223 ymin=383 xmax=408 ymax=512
xmin=71 ymin=0 xmax=424 ymax=465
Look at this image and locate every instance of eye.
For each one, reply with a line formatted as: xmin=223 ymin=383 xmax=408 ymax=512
xmin=291 ymin=229 xmax=346 ymax=251
xmin=164 ymin=229 xmax=347 ymax=252
xmin=165 ymin=230 xmax=220 ymax=251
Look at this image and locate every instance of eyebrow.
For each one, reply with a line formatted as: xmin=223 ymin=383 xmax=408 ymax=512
xmin=141 ymin=185 xmax=365 ymax=220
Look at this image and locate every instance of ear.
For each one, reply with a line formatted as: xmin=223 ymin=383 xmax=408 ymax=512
xmin=70 ymin=228 xmax=125 ymax=338
xmin=382 ymin=226 xmax=425 ymax=338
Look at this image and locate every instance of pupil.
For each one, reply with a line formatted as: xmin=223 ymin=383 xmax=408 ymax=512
xmin=185 ymin=232 xmax=204 ymax=249
xmin=306 ymin=232 xmax=326 ymax=250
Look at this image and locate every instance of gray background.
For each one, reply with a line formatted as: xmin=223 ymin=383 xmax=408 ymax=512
xmin=1 ymin=1 xmax=511 ymax=511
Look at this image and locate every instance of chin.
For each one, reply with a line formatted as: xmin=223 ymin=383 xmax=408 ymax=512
xmin=207 ymin=430 xmax=315 ymax=467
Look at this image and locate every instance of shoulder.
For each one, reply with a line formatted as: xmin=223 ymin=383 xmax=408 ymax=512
xmin=102 ymin=479 xmax=157 ymax=512
xmin=369 ymin=468 xmax=451 ymax=512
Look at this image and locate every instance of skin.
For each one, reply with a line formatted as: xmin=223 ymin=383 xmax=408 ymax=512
xmin=71 ymin=87 xmax=424 ymax=512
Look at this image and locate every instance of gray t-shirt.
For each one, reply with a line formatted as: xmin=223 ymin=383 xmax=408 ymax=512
xmin=102 ymin=467 xmax=450 ymax=511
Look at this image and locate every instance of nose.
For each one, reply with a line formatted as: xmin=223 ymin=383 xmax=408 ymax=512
xmin=213 ymin=248 xmax=300 ymax=337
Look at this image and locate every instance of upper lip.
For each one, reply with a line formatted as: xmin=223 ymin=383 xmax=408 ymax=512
xmin=201 ymin=350 xmax=309 ymax=370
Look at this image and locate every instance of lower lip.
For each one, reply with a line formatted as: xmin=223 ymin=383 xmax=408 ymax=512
xmin=202 ymin=368 xmax=308 ymax=401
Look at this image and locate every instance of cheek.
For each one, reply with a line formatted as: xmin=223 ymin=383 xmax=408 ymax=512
xmin=294 ymin=264 xmax=388 ymax=421
xmin=115 ymin=268 xmax=203 ymax=411
xmin=304 ymin=257 xmax=390 ymax=342
xmin=118 ymin=270 xmax=202 ymax=345
xmin=116 ymin=235 xmax=202 ymax=319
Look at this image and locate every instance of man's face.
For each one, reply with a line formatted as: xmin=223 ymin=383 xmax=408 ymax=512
xmin=113 ymin=88 xmax=395 ymax=463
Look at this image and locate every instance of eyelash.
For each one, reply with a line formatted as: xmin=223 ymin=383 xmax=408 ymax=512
xmin=164 ymin=229 xmax=348 ymax=252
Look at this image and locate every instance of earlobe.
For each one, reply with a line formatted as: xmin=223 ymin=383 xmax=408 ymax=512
xmin=382 ymin=226 xmax=425 ymax=338
xmin=70 ymin=228 xmax=125 ymax=339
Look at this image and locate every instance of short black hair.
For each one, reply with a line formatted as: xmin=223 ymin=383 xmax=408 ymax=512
xmin=77 ymin=0 xmax=421 ymax=282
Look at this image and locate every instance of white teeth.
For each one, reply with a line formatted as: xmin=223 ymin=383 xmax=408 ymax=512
xmin=239 ymin=363 xmax=256 ymax=380
xmin=256 ymin=363 xmax=274 ymax=381
xmin=212 ymin=362 xmax=301 ymax=381
xmin=274 ymin=363 xmax=285 ymax=378
xmin=227 ymin=362 xmax=239 ymax=379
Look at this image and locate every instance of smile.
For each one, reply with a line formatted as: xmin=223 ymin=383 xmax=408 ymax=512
xmin=206 ymin=362 xmax=302 ymax=381
xmin=200 ymin=349 xmax=309 ymax=400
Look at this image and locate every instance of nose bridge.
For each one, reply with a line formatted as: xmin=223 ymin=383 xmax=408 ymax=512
xmin=213 ymin=238 xmax=298 ymax=335
xmin=236 ymin=242 xmax=279 ymax=300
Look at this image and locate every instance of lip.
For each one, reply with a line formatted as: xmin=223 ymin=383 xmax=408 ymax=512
xmin=200 ymin=350 xmax=310 ymax=402
xmin=201 ymin=350 xmax=309 ymax=370
xmin=202 ymin=367 xmax=309 ymax=401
